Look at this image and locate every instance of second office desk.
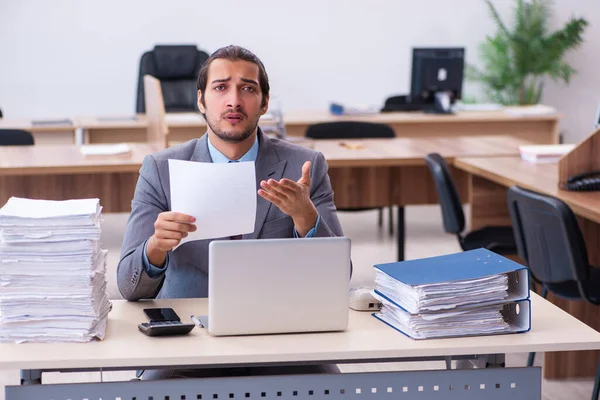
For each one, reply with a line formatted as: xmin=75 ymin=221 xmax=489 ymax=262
xmin=0 ymin=136 xmax=528 ymax=260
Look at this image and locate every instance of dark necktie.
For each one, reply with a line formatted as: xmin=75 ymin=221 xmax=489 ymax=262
xmin=228 ymin=160 xmax=243 ymax=240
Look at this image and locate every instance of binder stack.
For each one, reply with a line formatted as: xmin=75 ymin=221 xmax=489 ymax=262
xmin=372 ymin=248 xmax=530 ymax=339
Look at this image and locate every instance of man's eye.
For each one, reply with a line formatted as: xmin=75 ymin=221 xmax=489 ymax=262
xmin=243 ymin=86 xmax=255 ymax=92
xmin=214 ymin=85 xmax=225 ymax=91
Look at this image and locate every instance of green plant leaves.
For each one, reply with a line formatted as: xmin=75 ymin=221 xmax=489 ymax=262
xmin=466 ymin=0 xmax=587 ymax=105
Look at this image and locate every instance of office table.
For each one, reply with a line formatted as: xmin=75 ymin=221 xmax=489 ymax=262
xmin=0 ymin=107 xmax=561 ymax=145
xmin=0 ymin=118 xmax=77 ymax=145
xmin=0 ymin=136 xmax=528 ymax=261
xmin=0 ymin=143 xmax=157 ymax=213
xmin=2 ymin=294 xmax=600 ymax=400
xmin=74 ymin=109 xmax=560 ymax=145
xmin=454 ymin=156 xmax=600 ymax=379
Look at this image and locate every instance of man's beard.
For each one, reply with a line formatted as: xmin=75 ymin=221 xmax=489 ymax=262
xmin=205 ymin=110 xmax=260 ymax=143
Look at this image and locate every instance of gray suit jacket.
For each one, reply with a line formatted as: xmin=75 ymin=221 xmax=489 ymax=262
xmin=117 ymin=130 xmax=344 ymax=301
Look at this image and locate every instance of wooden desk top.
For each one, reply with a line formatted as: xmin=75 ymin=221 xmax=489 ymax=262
xmin=1 ymin=108 xmax=560 ymax=137
xmin=309 ymin=135 xmax=529 ymax=168
xmin=454 ymin=156 xmax=600 ymax=224
xmin=0 ymin=136 xmax=529 ymax=174
xmin=0 ymin=118 xmax=75 ymax=133
xmin=0 ymin=294 xmax=597 ymax=371
xmin=0 ymin=143 xmax=157 ymax=176
xmin=283 ymin=109 xmax=560 ymax=125
xmin=75 ymin=108 xmax=560 ymax=130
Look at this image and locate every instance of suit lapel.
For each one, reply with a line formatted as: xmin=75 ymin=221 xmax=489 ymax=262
xmin=190 ymin=134 xmax=212 ymax=162
xmin=246 ymin=130 xmax=286 ymax=239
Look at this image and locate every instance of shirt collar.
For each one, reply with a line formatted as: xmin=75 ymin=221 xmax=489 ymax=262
xmin=207 ymin=133 xmax=259 ymax=163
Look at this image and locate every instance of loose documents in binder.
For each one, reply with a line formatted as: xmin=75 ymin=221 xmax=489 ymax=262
xmin=372 ymin=248 xmax=530 ymax=339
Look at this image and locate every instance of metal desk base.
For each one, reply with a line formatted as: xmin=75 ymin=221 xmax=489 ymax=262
xmin=8 ymin=354 xmax=540 ymax=400
xmin=7 ymin=367 xmax=540 ymax=400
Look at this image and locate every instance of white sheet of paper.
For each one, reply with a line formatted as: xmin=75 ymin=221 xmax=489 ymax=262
xmin=164 ymin=113 xmax=204 ymax=123
xmin=79 ymin=143 xmax=131 ymax=156
xmin=168 ymin=159 xmax=257 ymax=249
xmin=0 ymin=198 xmax=100 ymax=219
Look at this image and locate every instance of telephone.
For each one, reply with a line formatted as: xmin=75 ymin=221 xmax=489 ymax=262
xmin=564 ymin=171 xmax=600 ymax=191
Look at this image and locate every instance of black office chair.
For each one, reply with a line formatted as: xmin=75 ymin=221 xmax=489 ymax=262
xmin=0 ymin=108 xmax=3 ymax=118
xmin=424 ymin=153 xmax=516 ymax=254
xmin=305 ymin=121 xmax=395 ymax=234
xmin=0 ymin=129 xmax=34 ymax=146
xmin=381 ymin=95 xmax=424 ymax=112
xmin=507 ymin=185 xmax=600 ymax=399
xmin=136 ymin=45 xmax=209 ymax=113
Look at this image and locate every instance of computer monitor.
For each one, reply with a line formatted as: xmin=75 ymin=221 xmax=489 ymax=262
xmin=410 ymin=48 xmax=465 ymax=107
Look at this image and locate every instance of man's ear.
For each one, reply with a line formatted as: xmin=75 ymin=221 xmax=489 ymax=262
xmin=197 ymin=90 xmax=205 ymax=114
xmin=260 ymin=94 xmax=270 ymax=115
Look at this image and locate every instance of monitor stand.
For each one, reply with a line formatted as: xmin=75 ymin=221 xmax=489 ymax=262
xmin=423 ymin=91 xmax=454 ymax=114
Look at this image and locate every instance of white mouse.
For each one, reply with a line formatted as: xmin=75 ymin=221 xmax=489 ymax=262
xmin=349 ymin=287 xmax=382 ymax=311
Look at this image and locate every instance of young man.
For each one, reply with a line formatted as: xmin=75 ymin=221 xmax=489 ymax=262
xmin=117 ymin=45 xmax=344 ymax=301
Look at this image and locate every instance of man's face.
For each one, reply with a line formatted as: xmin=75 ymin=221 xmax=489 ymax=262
xmin=198 ymin=59 xmax=268 ymax=143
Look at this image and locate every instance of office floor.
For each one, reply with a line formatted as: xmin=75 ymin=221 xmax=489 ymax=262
xmin=0 ymin=206 xmax=594 ymax=400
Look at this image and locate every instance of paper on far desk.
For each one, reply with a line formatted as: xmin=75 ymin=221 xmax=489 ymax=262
xmin=164 ymin=113 xmax=204 ymax=123
xmin=168 ymin=159 xmax=256 ymax=249
xmin=79 ymin=143 xmax=131 ymax=156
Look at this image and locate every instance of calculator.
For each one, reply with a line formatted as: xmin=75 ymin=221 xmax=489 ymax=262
xmin=138 ymin=308 xmax=195 ymax=337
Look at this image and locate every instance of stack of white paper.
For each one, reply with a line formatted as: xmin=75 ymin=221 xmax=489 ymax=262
xmin=374 ymin=273 xmax=509 ymax=314
xmin=79 ymin=143 xmax=131 ymax=156
xmin=0 ymin=197 xmax=111 ymax=343
xmin=374 ymin=293 xmax=509 ymax=339
xmin=519 ymin=144 xmax=575 ymax=164
xmin=504 ymin=104 xmax=557 ymax=116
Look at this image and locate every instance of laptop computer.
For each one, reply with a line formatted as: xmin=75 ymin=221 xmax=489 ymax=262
xmin=207 ymin=237 xmax=351 ymax=336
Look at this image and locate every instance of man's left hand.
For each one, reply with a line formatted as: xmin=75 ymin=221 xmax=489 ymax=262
xmin=258 ymin=161 xmax=318 ymax=237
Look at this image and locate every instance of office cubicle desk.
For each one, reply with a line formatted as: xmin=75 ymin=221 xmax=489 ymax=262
xmin=0 ymin=118 xmax=76 ymax=145
xmin=74 ymin=109 xmax=560 ymax=145
xmin=283 ymin=110 xmax=560 ymax=142
xmin=454 ymin=156 xmax=600 ymax=379
xmin=0 ymin=143 xmax=158 ymax=213
xmin=2 ymin=294 xmax=600 ymax=400
xmin=0 ymin=136 xmax=528 ymax=261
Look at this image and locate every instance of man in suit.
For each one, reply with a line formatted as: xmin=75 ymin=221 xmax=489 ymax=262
xmin=117 ymin=45 xmax=343 ymax=301
xmin=118 ymin=45 xmax=344 ymax=378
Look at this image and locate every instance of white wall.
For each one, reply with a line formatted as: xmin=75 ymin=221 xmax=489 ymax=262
xmin=0 ymin=0 xmax=597 ymax=142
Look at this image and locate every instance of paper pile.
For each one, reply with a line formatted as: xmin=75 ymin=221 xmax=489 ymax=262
xmin=0 ymin=197 xmax=111 ymax=343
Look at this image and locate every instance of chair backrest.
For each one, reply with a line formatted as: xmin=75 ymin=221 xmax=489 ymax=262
xmin=0 ymin=129 xmax=34 ymax=146
xmin=384 ymin=95 xmax=408 ymax=107
xmin=136 ymin=45 xmax=209 ymax=113
xmin=0 ymin=108 xmax=3 ymax=118
xmin=507 ymin=185 xmax=594 ymax=302
xmin=424 ymin=153 xmax=465 ymax=235
xmin=305 ymin=121 xmax=395 ymax=140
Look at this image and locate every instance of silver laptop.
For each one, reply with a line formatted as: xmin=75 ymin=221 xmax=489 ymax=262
xmin=207 ymin=237 xmax=351 ymax=336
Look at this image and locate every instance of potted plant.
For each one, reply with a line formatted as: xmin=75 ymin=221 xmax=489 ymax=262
xmin=467 ymin=0 xmax=588 ymax=105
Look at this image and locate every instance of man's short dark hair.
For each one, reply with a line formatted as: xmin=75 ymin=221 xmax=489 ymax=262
xmin=196 ymin=45 xmax=270 ymax=108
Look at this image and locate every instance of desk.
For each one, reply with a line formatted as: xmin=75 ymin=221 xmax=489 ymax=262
xmin=73 ymin=109 xmax=560 ymax=145
xmin=0 ymin=119 xmax=77 ymax=145
xmin=454 ymin=156 xmax=600 ymax=379
xmin=0 ymin=136 xmax=528 ymax=260
xmin=0 ymin=143 xmax=158 ymax=213
xmin=0 ymin=109 xmax=561 ymax=145
xmin=2 ymin=294 xmax=600 ymax=400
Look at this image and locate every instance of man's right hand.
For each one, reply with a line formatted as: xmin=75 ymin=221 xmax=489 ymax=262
xmin=146 ymin=212 xmax=196 ymax=267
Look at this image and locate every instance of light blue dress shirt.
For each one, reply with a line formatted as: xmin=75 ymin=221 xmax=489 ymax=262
xmin=143 ymin=134 xmax=320 ymax=277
